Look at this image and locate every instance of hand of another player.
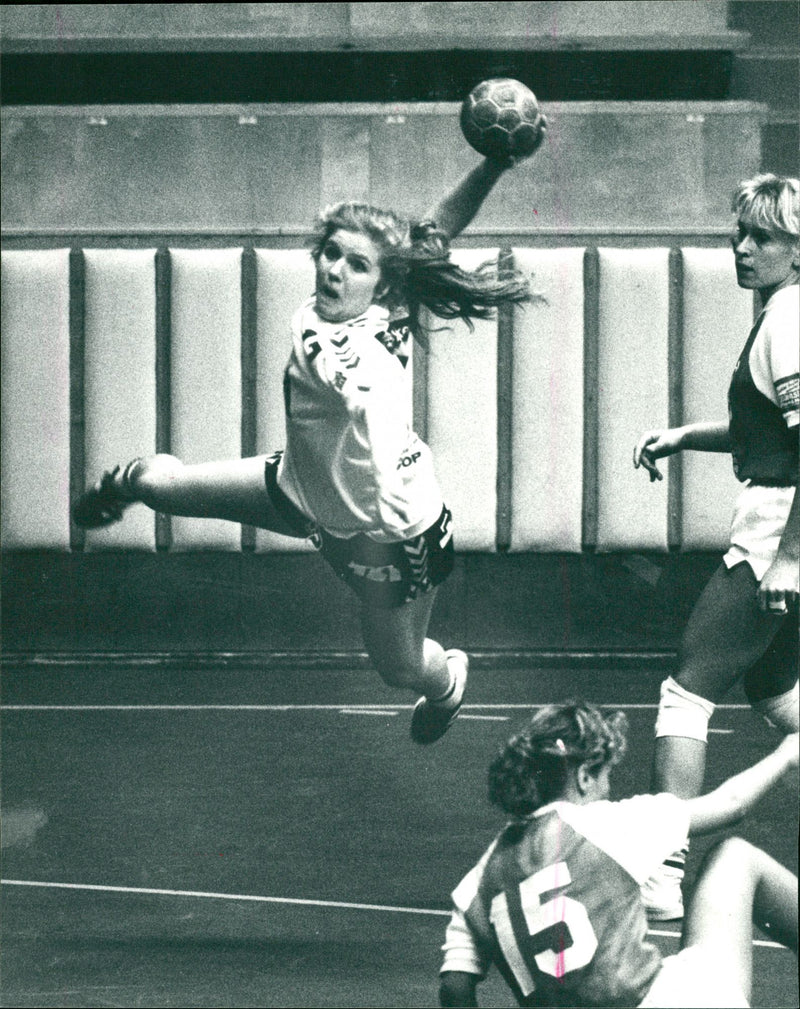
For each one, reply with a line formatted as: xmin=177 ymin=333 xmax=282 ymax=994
xmin=757 ymin=554 xmax=800 ymax=615
xmin=632 ymin=428 xmax=682 ymax=482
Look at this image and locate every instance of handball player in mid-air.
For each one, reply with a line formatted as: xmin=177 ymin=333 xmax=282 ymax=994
xmin=73 ymin=112 xmax=548 ymax=746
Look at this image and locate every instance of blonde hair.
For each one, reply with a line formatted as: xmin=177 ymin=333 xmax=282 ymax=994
xmin=310 ymin=202 xmax=532 ymax=331
xmin=733 ymin=174 xmax=799 ymax=239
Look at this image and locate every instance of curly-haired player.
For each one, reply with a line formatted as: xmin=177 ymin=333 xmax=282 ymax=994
xmin=439 ymin=701 xmax=798 ymax=1008
xmin=72 ymin=128 xmax=547 ymax=746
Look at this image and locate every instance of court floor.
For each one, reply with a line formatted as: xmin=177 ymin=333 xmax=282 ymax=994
xmin=2 ymin=660 xmax=798 ymax=1008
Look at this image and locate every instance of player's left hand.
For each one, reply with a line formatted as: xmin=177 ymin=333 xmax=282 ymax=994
xmin=758 ymin=554 xmax=800 ymax=615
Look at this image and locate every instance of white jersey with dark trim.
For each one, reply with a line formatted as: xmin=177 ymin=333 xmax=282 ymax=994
xmin=277 ymin=298 xmax=444 ymax=542
xmin=441 ymin=793 xmax=690 ymax=1008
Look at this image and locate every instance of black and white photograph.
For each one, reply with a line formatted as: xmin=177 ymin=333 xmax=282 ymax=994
xmin=1 ymin=3 xmax=798 ymax=1007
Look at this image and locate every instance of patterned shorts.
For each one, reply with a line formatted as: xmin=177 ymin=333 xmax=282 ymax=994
xmin=264 ymin=454 xmax=455 ymax=608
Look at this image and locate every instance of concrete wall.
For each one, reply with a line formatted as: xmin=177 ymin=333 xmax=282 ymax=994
xmin=0 ymin=4 xmax=739 ymax=51
xmin=1 ymin=102 xmax=764 ymax=232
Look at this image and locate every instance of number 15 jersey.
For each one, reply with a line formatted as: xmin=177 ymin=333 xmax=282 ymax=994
xmin=441 ymin=793 xmax=690 ymax=1007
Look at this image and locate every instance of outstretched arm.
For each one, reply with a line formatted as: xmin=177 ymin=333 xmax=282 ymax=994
xmin=633 ymin=421 xmax=731 ymax=482
xmin=430 ymin=159 xmax=510 ymax=240
xmin=686 ymin=732 xmax=798 ymax=834
xmin=430 ymin=120 xmax=548 ymax=239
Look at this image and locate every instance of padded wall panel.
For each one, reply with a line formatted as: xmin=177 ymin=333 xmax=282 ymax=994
xmin=596 ymin=249 xmax=670 ymax=551
xmin=83 ymin=249 xmax=157 ymax=550
xmin=510 ymin=248 xmax=585 ymax=551
xmin=169 ymin=248 xmax=243 ymax=550
xmin=0 ymin=250 xmax=71 ymax=548
xmin=254 ymin=249 xmax=316 ymax=553
xmin=681 ymin=249 xmax=753 ymax=549
xmin=426 ymin=249 xmax=498 ymax=551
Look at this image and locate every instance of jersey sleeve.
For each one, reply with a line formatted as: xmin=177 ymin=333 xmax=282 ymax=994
xmin=440 ymin=841 xmax=498 ymax=978
xmin=754 ymin=294 xmax=800 ymax=429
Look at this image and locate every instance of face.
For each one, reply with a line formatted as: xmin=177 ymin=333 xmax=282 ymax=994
xmin=731 ymin=219 xmax=800 ymax=297
xmin=314 ymin=229 xmax=384 ymax=323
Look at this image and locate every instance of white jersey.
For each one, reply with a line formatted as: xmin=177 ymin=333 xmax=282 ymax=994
xmin=745 ymin=284 xmax=799 ymax=425
xmin=441 ymin=793 xmax=690 ymax=1007
xmin=277 ymin=298 xmax=444 ymax=542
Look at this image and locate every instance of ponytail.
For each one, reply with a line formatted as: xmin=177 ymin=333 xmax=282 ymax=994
xmin=383 ymin=220 xmax=535 ymax=332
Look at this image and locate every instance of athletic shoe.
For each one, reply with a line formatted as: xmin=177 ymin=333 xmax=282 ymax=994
xmin=410 ymin=649 xmax=468 ymax=745
xmin=72 ymin=466 xmax=132 ymax=529
xmin=641 ymin=848 xmax=687 ymax=921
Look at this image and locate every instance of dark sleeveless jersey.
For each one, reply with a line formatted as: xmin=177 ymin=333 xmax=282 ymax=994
xmin=728 ymin=288 xmax=799 ymax=485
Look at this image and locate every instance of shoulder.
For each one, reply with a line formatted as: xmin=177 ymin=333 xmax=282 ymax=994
xmin=372 ymin=308 xmax=413 ymax=363
xmin=760 ymin=285 xmax=799 ymax=338
xmin=451 ymin=836 xmax=501 ymax=911
xmin=558 ymin=794 xmax=687 ymax=839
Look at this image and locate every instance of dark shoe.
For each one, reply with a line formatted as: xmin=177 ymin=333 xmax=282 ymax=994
xmin=410 ymin=649 xmax=468 ymax=745
xmin=72 ymin=466 xmax=132 ymax=529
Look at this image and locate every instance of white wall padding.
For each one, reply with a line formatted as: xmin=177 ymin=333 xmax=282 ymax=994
xmin=253 ymin=249 xmax=315 ymax=553
xmin=169 ymin=248 xmax=243 ymax=549
xmin=425 ymin=249 xmax=499 ymax=551
xmin=510 ymin=248 xmax=585 ymax=551
xmin=681 ymin=249 xmax=753 ymax=549
xmin=1 ymin=250 xmax=71 ymax=548
xmin=596 ymin=248 xmax=671 ymax=551
xmin=83 ymin=249 xmax=157 ymax=550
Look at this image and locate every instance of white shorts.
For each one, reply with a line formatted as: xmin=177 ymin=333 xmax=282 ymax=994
xmin=639 ymin=946 xmax=748 ymax=1008
xmin=724 ymin=483 xmax=795 ymax=581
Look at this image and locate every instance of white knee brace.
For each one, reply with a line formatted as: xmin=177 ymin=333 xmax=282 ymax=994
xmin=655 ymin=676 xmax=716 ymax=742
xmin=751 ymin=680 xmax=799 ymax=733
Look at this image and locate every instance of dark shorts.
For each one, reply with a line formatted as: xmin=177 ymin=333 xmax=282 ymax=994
xmin=264 ymin=453 xmax=455 ymax=608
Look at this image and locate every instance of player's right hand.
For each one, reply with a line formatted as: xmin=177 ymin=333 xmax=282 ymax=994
xmin=492 ymin=115 xmax=549 ymax=168
xmin=632 ymin=429 xmax=682 ymax=482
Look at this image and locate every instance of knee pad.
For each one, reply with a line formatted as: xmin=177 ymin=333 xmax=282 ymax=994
xmin=751 ymin=680 xmax=799 ymax=733
xmin=655 ymin=676 xmax=716 ymax=742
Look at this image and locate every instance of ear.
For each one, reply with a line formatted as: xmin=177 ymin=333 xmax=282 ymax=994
xmin=575 ymin=762 xmax=593 ymax=796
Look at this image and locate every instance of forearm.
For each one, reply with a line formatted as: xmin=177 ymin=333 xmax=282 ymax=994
xmin=688 ymin=736 xmax=798 ymax=834
xmin=776 ymin=476 xmax=800 ymax=564
xmin=677 ymin=421 xmax=731 ymax=453
xmin=430 ymin=159 xmax=508 ymax=239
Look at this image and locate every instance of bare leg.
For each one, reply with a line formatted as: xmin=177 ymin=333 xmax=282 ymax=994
xmin=359 ymin=588 xmax=451 ymax=697
xmin=653 ymin=562 xmax=787 ymax=797
xmin=683 ymin=837 xmax=798 ymax=1000
xmin=123 ymin=454 xmax=302 ymax=535
xmin=644 ymin=564 xmax=789 ymax=921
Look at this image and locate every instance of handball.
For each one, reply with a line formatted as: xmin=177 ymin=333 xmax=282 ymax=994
xmin=460 ymin=78 xmax=543 ymax=160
